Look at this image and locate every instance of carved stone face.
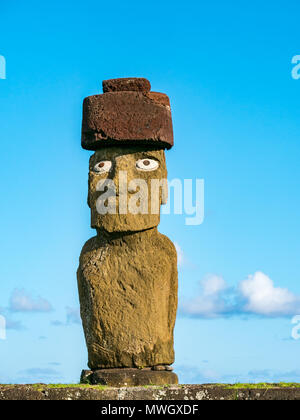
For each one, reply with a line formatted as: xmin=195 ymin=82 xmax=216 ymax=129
xmin=88 ymin=146 xmax=168 ymax=233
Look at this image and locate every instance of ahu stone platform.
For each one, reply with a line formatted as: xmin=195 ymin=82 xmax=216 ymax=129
xmin=1 ymin=384 xmax=300 ymax=400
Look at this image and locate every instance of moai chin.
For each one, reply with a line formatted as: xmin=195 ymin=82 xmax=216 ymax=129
xmin=77 ymin=78 xmax=178 ymax=386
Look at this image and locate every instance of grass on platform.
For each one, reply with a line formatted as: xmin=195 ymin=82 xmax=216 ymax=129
xmin=1 ymin=382 xmax=300 ymax=390
xmin=219 ymin=383 xmax=300 ymax=389
xmin=31 ymin=383 xmax=108 ymax=391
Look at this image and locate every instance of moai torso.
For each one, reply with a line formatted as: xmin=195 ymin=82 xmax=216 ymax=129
xmin=78 ymin=78 xmax=178 ymax=376
xmin=78 ymin=228 xmax=177 ymax=369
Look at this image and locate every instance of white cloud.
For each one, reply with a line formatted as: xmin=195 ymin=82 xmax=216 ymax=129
xmin=0 ymin=307 xmax=25 ymax=330
xmin=5 ymin=318 xmax=25 ymax=330
xmin=17 ymin=367 xmax=62 ymax=384
xmin=51 ymin=306 xmax=81 ymax=327
xmin=180 ymin=271 xmax=300 ymax=318
xmin=178 ymin=367 xmax=300 ymax=384
xmin=19 ymin=367 xmax=59 ymax=376
xmin=202 ymin=274 xmax=226 ymax=295
xmin=239 ymin=271 xmax=300 ymax=316
xmin=174 ymin=242 xmax=197 ymax=269
xmin=10 ymin=289 xmax=52 ymax=313
xmin=175 ymin=365 xmax=221 ymax=384
xmin=248 ymin=369 xmax=300 ymax=382
xmin=66 ymin=306 xmax=81 ymax=324
xmin=174 ymin=242 xmax=184 ymax=266
xmin=180 ymin=274 xmax=231 ymax=318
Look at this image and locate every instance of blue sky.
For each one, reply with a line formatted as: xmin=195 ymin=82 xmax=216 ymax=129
xmin=1 ymin=0 xmax=300 ymax=384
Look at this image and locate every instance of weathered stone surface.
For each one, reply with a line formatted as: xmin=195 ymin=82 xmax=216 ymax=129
xmin=88 ymin=147 xmax=168 ymax=232
xmin=0 ymin=384 xmax=118 ymax=400
xmin=78 ymin=79 xmax=178 ymax=380
xmin=81 ymin=368 xmax=178 ymax=387
xmin=2 ymin=384 xmax=300 ymax=400
xmin=77 ymin=227 xmax=178 ymax=369
xmin=81 ymin=91 xmax=173 ymax=150
xmin=102 ymin=77 xmax=151 ymax=93
xmin=152 ymin=365 xmax=167 ymax=371
xmin=145 ymin=92 xmax=170 ymax=108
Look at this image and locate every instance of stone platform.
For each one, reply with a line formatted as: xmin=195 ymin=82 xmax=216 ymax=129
xmin=1 ymin=384 xmax=300 ymax=400
xmin=80 ymin=368 xmax=178 ymax=387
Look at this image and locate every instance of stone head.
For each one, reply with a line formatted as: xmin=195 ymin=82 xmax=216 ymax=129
xmin=81 ymin=77 xmax=174 ymax=234
xmin=88 ymin=145 xmax=168 ymax=233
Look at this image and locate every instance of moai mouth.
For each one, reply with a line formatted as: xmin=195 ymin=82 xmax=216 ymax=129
xmin=77 ymin=78 xmax=178 ymax=386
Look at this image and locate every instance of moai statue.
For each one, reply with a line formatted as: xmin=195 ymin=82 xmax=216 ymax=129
xmin=78 ymin=78 xmax=178 ymax=386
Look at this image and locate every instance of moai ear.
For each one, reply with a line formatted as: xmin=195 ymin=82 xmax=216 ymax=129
xmin=87 ymin=189 xmax=91 ymax=208
xmin=161 ymin=179 xmax=168 ymax=205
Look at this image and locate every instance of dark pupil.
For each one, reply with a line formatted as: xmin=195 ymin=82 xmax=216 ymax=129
xmin=143 ymin=160 xmax=150 ymax=166
xmin=99 ymin=162 xmax=105 ymax=168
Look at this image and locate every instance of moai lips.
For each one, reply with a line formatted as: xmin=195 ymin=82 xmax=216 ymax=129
xmin=78 ymin=78 xmax=178 ymax=386
xmin=81 ymin=78 xmax=173 ymax=151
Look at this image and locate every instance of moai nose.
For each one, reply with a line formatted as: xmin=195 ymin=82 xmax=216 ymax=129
xmin=111 ymin=156 xmax=136 ymax=195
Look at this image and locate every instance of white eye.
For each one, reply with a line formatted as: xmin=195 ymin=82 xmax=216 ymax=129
xmin=136 ymin=158 xmax=159 ymax=171
xmin=93 ymin=161 xmax=112 ymax=173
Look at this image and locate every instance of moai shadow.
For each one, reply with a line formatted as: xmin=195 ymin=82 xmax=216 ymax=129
xmin=78 ymin=78 xmax=178 ymax=386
